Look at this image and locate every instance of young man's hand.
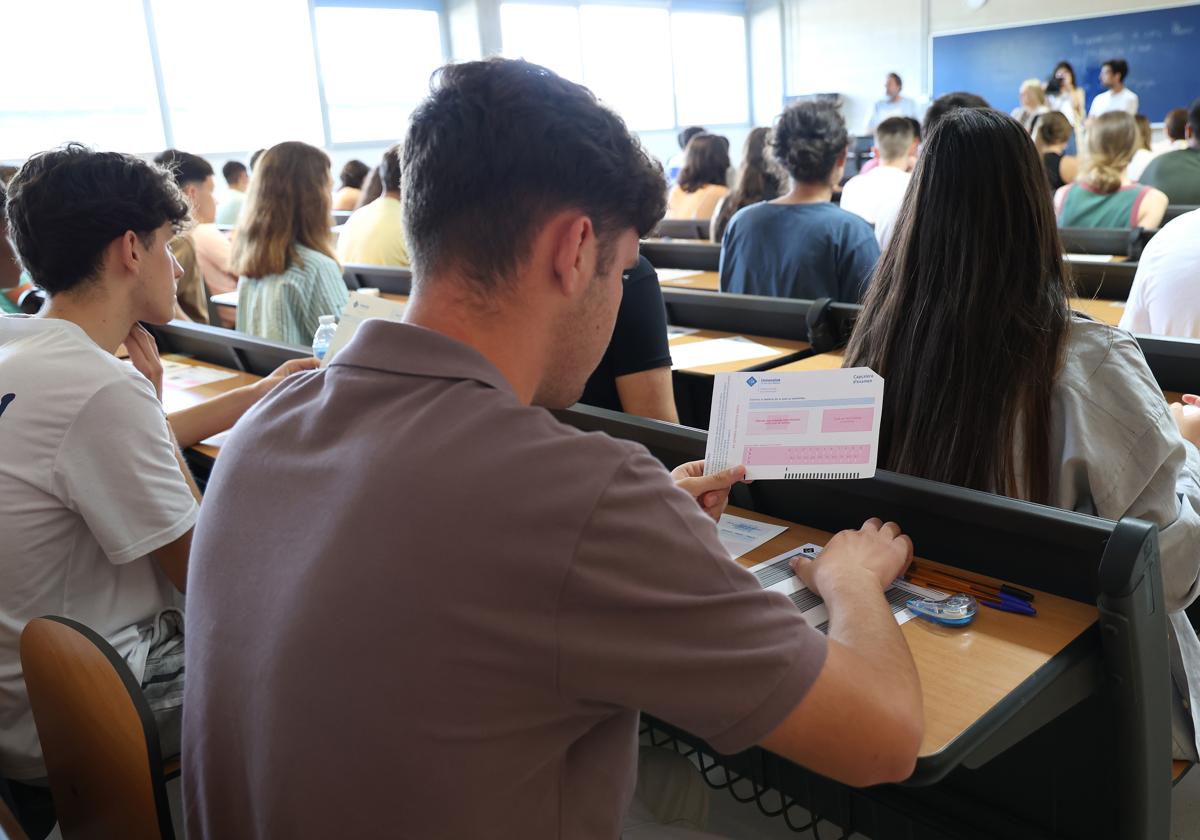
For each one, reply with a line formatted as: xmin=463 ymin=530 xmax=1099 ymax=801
xmin=254 ymin=357 xmax=320 ymax=398
xmin=1171 ymin=395 xmax=1200 ymax=449
xmin=791 ymin=518 xmax=913 ymax=595
xmin=124 ymin=324 xmax=164 ymax=401
xmin=670 ymin=461 xmax=748 ymax=523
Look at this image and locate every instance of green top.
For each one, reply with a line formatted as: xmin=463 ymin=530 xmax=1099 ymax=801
xmin=1140 ymin=148 xmax=1200 ymax=206
xmin=236 ymin=244 xmax=349 ymax=346
xmin=1057 ymin=183 xmax=1149 ymax=229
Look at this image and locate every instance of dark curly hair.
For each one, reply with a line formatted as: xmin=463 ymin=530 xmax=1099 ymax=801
xmin=678 ymin=134 xmax=731 ymax=193
xmin=338 ymin=159 xmax=370 ymax=190
xmin=6 ymin=144 xmax=189 ymax=295
xmin=770 ymin=101 xmax=849 ymax=185
xmin=403 ymin=58 xmax=666 ymax=289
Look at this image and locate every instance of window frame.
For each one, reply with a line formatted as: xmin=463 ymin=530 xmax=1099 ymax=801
xmin=498 ymin=0 xmax=753 ymax=133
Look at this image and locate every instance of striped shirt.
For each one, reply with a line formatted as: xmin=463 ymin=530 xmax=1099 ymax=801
xmin=236 ymin=244 xmax=348 ymax=346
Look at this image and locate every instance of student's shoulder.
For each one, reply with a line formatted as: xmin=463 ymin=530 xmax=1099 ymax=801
xmin=294 ymin=244 xmax=342 ymax=275
xmin=1058 ymin=316 xmax=1166 ymax=433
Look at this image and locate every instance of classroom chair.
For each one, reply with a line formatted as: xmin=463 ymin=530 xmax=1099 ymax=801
xmin=20 ymin=617 xmax=177 ymax=840
xmin=653 ymin=219 xmax=711 ymax=240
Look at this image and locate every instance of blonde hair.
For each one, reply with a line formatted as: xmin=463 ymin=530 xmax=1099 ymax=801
xmin=1082 ymin=111 xmax=1137 ymax=194
xmin=1020 ymin=79 xmax=1047 ymax=107
xmin=231 ymin=141 xmax=336 ymax=279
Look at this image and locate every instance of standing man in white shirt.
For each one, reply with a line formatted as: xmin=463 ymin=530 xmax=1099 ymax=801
xmin=1119 ymin=208 xmax=1200 ymax=339
xmin=864 ymin=73 xmax=920 ymax=134
xmin=1088 ymin=58 xmax=1139 ymax=120
xmin=0 ymin=144 xmax=315 ymax=838
xmin=839 ymin=117 xmax=917 ymax=235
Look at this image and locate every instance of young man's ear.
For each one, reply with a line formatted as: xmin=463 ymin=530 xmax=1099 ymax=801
xmin=118 ymin=230 xmax=143 ymax=275
xmin=550 ymin=213 xmax=596 ymax=298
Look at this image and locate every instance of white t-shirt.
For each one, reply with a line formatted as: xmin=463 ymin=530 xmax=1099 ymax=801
xmin=838 ymin=166 xmax=911 ymax=227
xmin=0 ymin=316 xmax=198 ymax=779
xmin=1119 ymin=209 xmax=1200 ymax=339
xmin=1089 ymin=87 xmax=1140 ymax=117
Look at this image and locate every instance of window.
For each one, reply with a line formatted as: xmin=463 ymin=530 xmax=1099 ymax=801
xmin=671 ymin=11 xmax=749 ymax=126
xmin=579 ymin=6 xmax=675 ymax=131
xmin=500 ymin=4 xmax=583 ymax=83
xmin=500 ymin=1 xmax=751 ymax=132
xmin=0 ymin=0 xmax=165 ymax=159
xmin=151 ymin=0 xmax=325 ymax=152
xmin=314 ymin=5 xmax=446 ymax=144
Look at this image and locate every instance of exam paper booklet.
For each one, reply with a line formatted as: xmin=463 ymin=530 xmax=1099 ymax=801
xmin=717 ymin=513 xmax=788 ymax=559
xmin=705 ymin=368 xmax=884 ymax=480
xmin=321 ymin=292 xmax=408 ymax=367
xmin=747 ymin=544 xmax=944 ymax=634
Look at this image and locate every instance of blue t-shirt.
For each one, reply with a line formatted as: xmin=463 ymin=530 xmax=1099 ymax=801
xmin=718 ymin=202 xmax=879 ymax=302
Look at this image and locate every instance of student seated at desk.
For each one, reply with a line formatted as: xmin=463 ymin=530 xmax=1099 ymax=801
xmin=719 ymin=100 xmax=878 ymax=302
xmin=845 ymin=108 xmax=1200 ymax=762
xmin=665 ymin=133 xmax=730 ymax=222
xmin=1120 ymin=208 xmax=1200 ymax=339
xmin=709 ymin=127 xmax=782 ymax=243
xmin=1141 ymin=98 xmax=1200 ymax=206
xmin=0 ymin=145 xmax=314 ymax=839
xmin=839 ymin=117 xmax=916 ymax=232
xmin=335 ymin=144 xmax=409 ymax=267
xmin=232 ymin=142 xmax=349 ymax=345
xmin=332 ymin=158 xmax=369 ymax=211
xmin=1033 ymin=111 xmax=1077 ymax=192
xmin=1054 ymin=112 xmax=1167 ymax=229
xmin=215 ymin=159 xmax=248 ymax=226
xmin=580 ymin=256 xmax=677 ymax=423
xmin=183 ymin=58 xmax=925 ymax=840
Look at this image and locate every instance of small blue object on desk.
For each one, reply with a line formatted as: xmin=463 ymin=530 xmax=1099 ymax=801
xmin=907 ymin=594 xmax=978 ymax=627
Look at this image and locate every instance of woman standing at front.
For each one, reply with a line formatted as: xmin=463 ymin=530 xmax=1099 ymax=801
xmin=233 ymin=143 xmax=349 ymax=345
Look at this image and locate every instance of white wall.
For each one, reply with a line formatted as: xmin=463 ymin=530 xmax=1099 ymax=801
xmin=784 ymin=0 xmax=926 ymax=134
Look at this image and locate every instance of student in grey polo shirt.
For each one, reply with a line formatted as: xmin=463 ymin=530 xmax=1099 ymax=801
xmin=184 ymin=58 xmax=923 ymax=840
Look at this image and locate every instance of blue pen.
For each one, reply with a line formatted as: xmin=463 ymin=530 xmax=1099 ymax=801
xmin=980 ymin=593 xmax=1037 ymax=616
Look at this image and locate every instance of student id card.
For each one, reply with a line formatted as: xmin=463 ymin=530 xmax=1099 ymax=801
xmin=704 ymin=368 xmax=884 ymax=480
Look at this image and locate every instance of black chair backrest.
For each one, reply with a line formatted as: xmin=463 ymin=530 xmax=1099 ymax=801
xmin=1136 ymin=333 xmax=1200 ymax=394
xmin=1162 ymin=205 xmax=1197 ymax=225
xmin=16 ymin=287 xmax=46 ymax=315
xmin=640 ymin=239 xmax=721 ymax=272
xmin=144 ymin=320 xmax=308 ymax=375
xmin=1059 ymin=227 xmax=1151 ymax=259
xmin=653 ymin=219 xmax=710 ymax=241
xmin=342 ymin=264 xmax=412 ymax=295
xmin=1067 ymin=258 xmax=1139 ymax=300
xmin=331 ymin=210 xmax=353 ymax=225
xmin=662 ymin=288 xmax=811 ymax=341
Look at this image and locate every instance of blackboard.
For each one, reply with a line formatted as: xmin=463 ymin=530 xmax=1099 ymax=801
xmin=932 ymin=3 xmax=1200 ymax=121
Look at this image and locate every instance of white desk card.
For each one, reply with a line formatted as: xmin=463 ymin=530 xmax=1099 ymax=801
xmin=716 ymin=513 xmax=788 ymax=559
xmin=746 ymin=543 xmax=943 ymax=634
xmin=705 ymin=368 xmax=884 ymax=480
xmin=321 ymin=292 xmax=408 ymax=367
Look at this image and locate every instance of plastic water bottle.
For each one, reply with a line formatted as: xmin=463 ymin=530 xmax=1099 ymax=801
xmin=312 ymin=315 xmax=337 ymax=361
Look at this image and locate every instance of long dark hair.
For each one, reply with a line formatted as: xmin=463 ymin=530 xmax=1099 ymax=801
xmin=844 ymin=108 xmax=1071 ymax=504
xmin=677 ymin=134 xmax=730 ymax=193
xmin=712 ymin=128 xmax=782 ymax=241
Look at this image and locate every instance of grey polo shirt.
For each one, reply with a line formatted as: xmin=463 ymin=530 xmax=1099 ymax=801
xmin=183 ymin=320 xmax=827 ymax=839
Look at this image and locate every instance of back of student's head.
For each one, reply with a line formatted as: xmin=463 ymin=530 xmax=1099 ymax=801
xmin=231 ymin=141 xmax=334 ymax=279
xmin=154 ymin=149 xmax=214 ymax=189
xmin=770 ymin=100 xmax=848 ymax=186
xmin=338 ymin=159 xmax=370 ymax=191
xmin=1083 ymin=111 xmax=1138 ymax=193
xmin=1165 ymin=107 xmax=1189 ymax=141
xmin=678 ymin=126 xmax=705 ymax=151
xmin=222 ymin=160 xmax=248 ymax=188
xmin=1033 ymin=111 xmax=1072 ymax=153
xmin=1134 ymin=114 xmax=1152 ymax=151
xmin=403 ymin=58 xmax=664 ymax=291
xmin=904 ymin=117 xmax=922 ymax=143
xmin=845 ymin=108 xmax=1070 ymax=505
xmin=923 ymin=92 xmax=990 ymax=136
xmin=6 ymin=144 xmax=189 ymax=295
xmin=677 ymin=134 xmax=731 ymax=193
xmin=379 ymin=144 xmax=402 ymax=194
xmin=874 ymin=117 xmax=915 ymax=163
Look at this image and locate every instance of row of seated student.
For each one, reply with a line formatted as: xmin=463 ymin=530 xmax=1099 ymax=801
xmin=1 ymin=59 xmax=928 ymax=839
xmin=2 ymin=56 xmax=1200 ymax=838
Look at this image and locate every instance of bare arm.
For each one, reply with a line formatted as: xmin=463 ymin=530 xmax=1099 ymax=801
xmin=759 ymin=521 xmax=924 ymax=787
xmin=615 ymin=367 xmax=679 ymax=424
xmin=1137 ymin=189 xmax=1169 ymax=229
xmin=1059 ymin=155 xmax=1079 ymax=185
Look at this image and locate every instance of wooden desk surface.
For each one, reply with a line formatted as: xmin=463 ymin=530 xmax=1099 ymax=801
xmin=658 ymin=270 xmax=720 ymax=291
xmin=1070 ymin=297 xmax=1126 ymax=326
xmin=774 ymin=348 xmax=846 ymax=372
xmin=643 ymin=238 xmax=718 ymax=249
xmin=726 ymin=506 xmax=1098 ymax=759
xmin=160 ymin=355 xmax=261 ymax=460
xmin=669 ymin=329 xmax=810 ymax=375
xmin=380 ymin=292 xmax=409 ymax=305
